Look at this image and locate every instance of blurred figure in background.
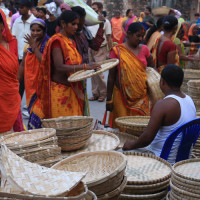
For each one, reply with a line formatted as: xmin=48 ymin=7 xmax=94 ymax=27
xmin=139 ymin=12 xmax=144 ymax=22
xmin=143 ymin=6 xmax=155 ymax=30
xmin=38 ymin=7 xmax=47 ymax=20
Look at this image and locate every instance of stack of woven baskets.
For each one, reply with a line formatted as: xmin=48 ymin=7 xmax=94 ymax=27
xmin=188 ymin=80 xmax=200 ymax=111
xmin=0 ymin=128 xmax=62 ymax=168
xmin=115 ymin=116 xmax=150 ymax=138
xmin=193 ymin=136 xmax=200 ymax=158
xmin=170 ymin=159 xmax=200 ymax=199
xmin=52 ymin=151 xmax=127 ymax=200
xmin=42 ymin=116 xmax=93 ymax=151
xmin=120 ymin=152 xmax=171 ymax=200
xmin=0 ymin=144 xmax=97 ymax=200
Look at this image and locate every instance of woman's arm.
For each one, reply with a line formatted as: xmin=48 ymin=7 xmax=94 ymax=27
xmin=147 ymin=55 xmax=155 ymax=68
xmin=18 ymin=52 xmax=27 ymax=82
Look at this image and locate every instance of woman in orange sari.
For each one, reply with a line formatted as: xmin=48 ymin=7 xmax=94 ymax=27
xmin=0 ymin=9 xmax=24 ymax=132
xmin=106 ymin=23 xmax=154 ymax=128
xmin=18 ymin=19 xmax=49 ymax=129
xmin=37 ymin=10 xmax=100 ymax=120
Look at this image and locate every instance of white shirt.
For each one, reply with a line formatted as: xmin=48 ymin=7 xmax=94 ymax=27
xmin=88 ymin=19 xmax=112 ymax=47
xmin=150 ymin=94 xmax=196 ymax=165
xmin=12 ymin=14 xmax=36 ymax=59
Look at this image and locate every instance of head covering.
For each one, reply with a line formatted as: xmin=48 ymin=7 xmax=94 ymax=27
xmin=45 ymin=2 xmax=57 ymax=16
xmin=60 ymin=3 xmax=71 ymax=11
xmin=30 ymin=18 xmax=46 ymax=29
xmin=188 ymin=24 xmax=198 ymax=36
xmin=0 ymin=8 xmax=14 ymax=42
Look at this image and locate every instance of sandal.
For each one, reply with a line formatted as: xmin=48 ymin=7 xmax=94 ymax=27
xmin=98 ymin=97 xmax=105 ymax=102
xmin=89 ymin=97 xmax=98 ymax=101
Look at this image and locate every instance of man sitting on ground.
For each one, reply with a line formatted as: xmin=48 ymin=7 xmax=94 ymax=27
xmin=123 ymin=65 xmax=196 ymax=164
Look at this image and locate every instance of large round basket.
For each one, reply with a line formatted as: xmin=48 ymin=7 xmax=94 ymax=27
xmin=146 ymin=67 xmax=164 ymax=104
xmin=42 ymin=116 xmax=93 ymax=130
xmin=152 ymin=6 xmax=170 ymax=16
xmin=52 ymin=151 xmax=127 ymax=196
xmin=0 ymin=144 xmax=86 ymax=197
xmin=123 ymin=152 xmax=172 ymax=185
xmin=68 ymin=59 xmax=119 ymax=82
xmin=61 ymin=130 xmax=120 ymax=158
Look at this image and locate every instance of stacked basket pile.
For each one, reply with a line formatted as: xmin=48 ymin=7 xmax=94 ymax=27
xmin=0 ymin=128 xmax=62 ymax=168
xmin=42 ymin=116 xmax=93 ymax=151
xmin=0 ymin=144 xmax=97 ymax=200
xmin=193 ymin=136 xmax=200 ymax=158
xmin=120 ymin=152 xmax=172 ymax=200
xmin=52 ymin=151 xmax=127 ymax=200
xmin=188 ymin=80 xmax=200 ymax=111
xmin=170 ymin=159 xmax=200 ymax=200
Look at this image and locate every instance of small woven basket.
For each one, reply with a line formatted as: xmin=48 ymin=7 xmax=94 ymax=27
xmin=52 ymin=151 xmax=127 ymax=196
xmin=152 ymin=6 xmax=170 ymax=16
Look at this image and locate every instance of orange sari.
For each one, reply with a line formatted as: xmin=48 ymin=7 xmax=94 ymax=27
xmin=37 ymin=33 xmax=84 ymax=119
xmin=110 ymin=44 xmax=149 ymax=128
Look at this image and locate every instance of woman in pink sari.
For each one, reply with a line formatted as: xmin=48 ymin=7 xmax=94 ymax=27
xmin=122 ymin=9 xmax=138 ymax=41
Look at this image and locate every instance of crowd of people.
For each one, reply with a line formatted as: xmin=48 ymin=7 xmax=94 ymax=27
xmin=0 ymin=0 xmax=200 ymax=163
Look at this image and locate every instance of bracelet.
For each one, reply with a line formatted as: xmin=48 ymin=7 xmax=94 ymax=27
xmin=84 ymin=63 xmax=87 ymax=71
xmin=106 ymin=100 xmax=113 ymax=104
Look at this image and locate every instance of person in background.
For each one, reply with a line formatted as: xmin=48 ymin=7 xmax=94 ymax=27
xmin=31 ymin=6 xmax=39 ymax=18
xmin=169 ymin=9 xmax=182 ymax=19
xmin=60 ymin=3 xmax=71 ymax=12
xmin=88 ymin=2 xmax=112 ymax=102
xmin=122 ymin=9 xmax=137 ymax=41
xmin=123 ymin=65 xmax=196 ymax=165
xmin=12 ymin=0 xmax=36 ymax=99
xmin=8 ymin=1 xmax=16 ymax=15
xmin=0 ymin=9 xmax=24 ymax=133
xmin=106 ymin=23 xmax=154 ymax=128
xmin=53 ymin=0 xmax=63 ymax=17
xmin=139 ymin=12 xmax=145 ymax=22
xmin=143 ymin=6 xmax=155 ymax=30
xmin=45 ymin=2 xmax=58 ymax=37
xmin=38 ymin=7 xmax=46 ymax=20
xmin=18 ymin=19 xmax=49 ymax=129
xmin=36 ymin=10 xmax=101 ymax=120
xmin=152 ymin=15 xmax=179 ymax=73
xmin=111 ymin=11 xmax=123 ymax=44
xmin=101 ymin=10 xmax=107 ymax=18
xmin=10 ymin=9 xmax=20 ymax=29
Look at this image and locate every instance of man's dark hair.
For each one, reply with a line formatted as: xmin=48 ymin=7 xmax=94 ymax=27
xmin=92 ymin=2 xmax=103 ymax=10
xmin=39 ymin=7 xmax=46 ymax=14
xmin=102 ymin=10 xmax=107 ymax=17
xmin=194 ymin=13 xmax=200 ymax=17
xmin=163 ymin=15 xmax=178 ymax=32
xmin=146 ymin=6 xmax=152 ymax=13
xmin=71 ymin=6 xmax=86 ymax=18
xmin=161 ymin=65 xmax=184 ymax=88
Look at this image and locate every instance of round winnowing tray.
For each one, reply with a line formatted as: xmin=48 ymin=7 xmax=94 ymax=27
xmin=123 ymin=152 xmax=172 ymax=185
xmin=172 ymin=159 xmax=200 ymax=182
xmin=0 ymin=144 xmax=86 ymax=197
xmin=62 ymin=130 xmax=120 ymax=158
xmin=68 ymin=59 xmax=119 ymax=82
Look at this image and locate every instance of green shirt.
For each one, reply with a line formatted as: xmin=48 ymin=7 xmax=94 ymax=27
xmin=174 ymin=38 xmax=185 ymax=68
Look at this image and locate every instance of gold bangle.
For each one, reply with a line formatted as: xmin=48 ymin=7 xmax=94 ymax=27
xmin=106 ymin=100 xmax=113 ymax=104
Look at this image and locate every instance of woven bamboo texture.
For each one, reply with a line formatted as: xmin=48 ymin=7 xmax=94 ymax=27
xmin=123 ymin=152 xmax=172 ymax=185
xmin=152 ymin=6 xmax=170 ymax=16
xmin=146 ymin=67 xmax=165 ymax=104
xmin=61 ymin=130 xmax=120 ymax=158
xmin=0 ymin=144 xmax=86 ymax=197
xmin=68 ymin=59 xmax=119 ymax=82
xmin=42 ymin=116 xmax=93 ymax=130
xmin=52 ymin=151 xmax=127 ymax=196
xmin=35 ymin=155 xmax=63 ymax=168
xmin=0 ymin=128 xmax=56 ymax=145
xmin=97 ymin=176 xmax=127 ymax=200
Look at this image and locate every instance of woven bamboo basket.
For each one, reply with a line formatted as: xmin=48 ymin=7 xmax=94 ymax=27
xmin=123 ymin=152 xmax=172 ymax=185
xmin=97 ymin=176 xmax=127 ymax=200
xmin=166 ymin=192 xmax=170 ymax=200
xmin=152 ymin=6 xmax=170 ymax=16
xmin=35 ymin=155 xmax=63 ymax=168
xmin=61 ymin=130 xmax=120 ymax=158
xmin=68 ymin=59 xmax=119 ymax=82
xmin=0 ymin=144 xmax=86 ymax=197
xmin=42 ymin=116 xmax=93 ymax=130
xmin=146 ymin=67 xmax=165 ymax=104
xmin=52 ymin=151 xmax=127 ymax=196
xmin=0 ymin=128 xmax=56 ymax=145
xmin=0 ymin=131 xmax=12 ymax=136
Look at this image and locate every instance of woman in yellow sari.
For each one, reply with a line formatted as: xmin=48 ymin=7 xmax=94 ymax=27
xmin=106 ymin=22 xmax=154 ymax=128
xmin=36 ymin=10 xmax=100 ymax=120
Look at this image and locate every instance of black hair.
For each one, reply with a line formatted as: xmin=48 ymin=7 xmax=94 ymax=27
xmin=163 ymin=15 xmax=178 ymax=32
xmin=115 ymin=11 xmax=120 ymax=16
xmin=36 ymin=7 xmax=40 ymax=12
xmin=60 ymin=10 xmax=78 ymax=24
xmin=126 ymin=9 xmax=132 ymax=17
xmin=0 ymin=13 xmax=3 ymax=23
xmin=144 ymin=17 xmax=164 ymax=44
xmin=102 ymin=11 xmax=107 ymax=17
xmin=30 ymin=23 xmax=46 ymax=32
xmin=71 ymin=6 xmax=86 ymax=18
xmin=92 ymin=2 xmax=103 ymax=10
xmin=194 ymin=13 xmax=200 ymax=17
xmin=161 ymin=65 xmax=184 ymax=88
xmin=39 ymin=7 xmax=47 ymax=14
xmin=127 ymin=22 xmax=144 ymax=35
xmin=146 ymin=6 xmax=152 ymax=13
xmin=18 ymin=0 xmax=32 ymax=8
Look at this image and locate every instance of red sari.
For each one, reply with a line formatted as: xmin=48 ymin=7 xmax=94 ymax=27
xmin=0 ymin=9 xmax=24 ymax=132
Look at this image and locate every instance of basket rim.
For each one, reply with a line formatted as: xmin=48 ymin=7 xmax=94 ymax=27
xmin=42 ymin=116 xmax=93 ymax=123
xmin=52 ymin=151 xmax=127 ymax=187
xmin=123 ymin=152 xmax=172 ymax=185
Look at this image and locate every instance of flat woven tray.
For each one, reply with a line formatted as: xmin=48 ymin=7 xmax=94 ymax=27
xmin=183 ymin=69 xmax=200 ymax=80
xmin=61 ymin=130 xmax=120 ymax=158
xmin=115 ymin=116 xmax=150 ymax=131
xmin=68 ymin=59 xmax=119 ymax=82
xmin=123 ymin=152 xmax=172 ymax=185
xmin=146 ymin=67 xmax=164 ymax=104
xmin=0 ymin=128 xmax=56 ymax=145
xmin=0 ymin=144 xmax=86 ymax=197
